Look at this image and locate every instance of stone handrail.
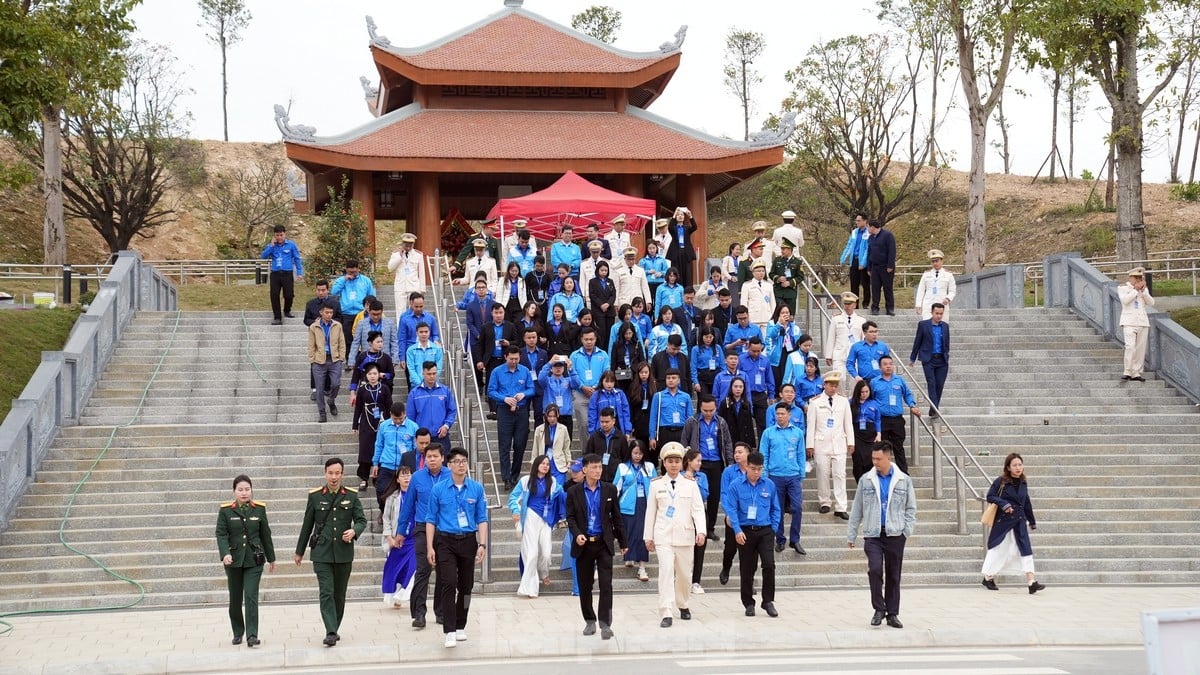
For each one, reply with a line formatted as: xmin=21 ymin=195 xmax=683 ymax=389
xmin=0 ymin=251 xmax=176 ymax=532
xmin=1044 ymin=252 xmax=1200 ymax=403
xmin=954 ymin=264 xmax=1026 ymax=309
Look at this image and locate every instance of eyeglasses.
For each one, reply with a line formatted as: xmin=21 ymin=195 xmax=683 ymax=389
xmin=448 ymin=459 xmax=468 ymax=465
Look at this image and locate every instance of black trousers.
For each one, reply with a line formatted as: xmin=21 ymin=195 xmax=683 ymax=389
xmin=750 ymin=391 xmax=769 ymax=438
xmin=480 ymin=356 xmax=504 ymax=412
xmin=434 ymin=533 xmax=477 ymax=633
xmin=852 ymin=430 xmax=876 ymax=483
xmin=339 ymin=314 xmax=356 ymax=360
xmin=410 ymin=527 xmax=439 ymax=622
xmin=700 ymin=460 xmax=724 ymax=535
xmin=269 ymin=271 xmax=295 ymax=319
xmin=576 ymin=539 xmax=614 ymax=626
xmin=864 ymin=533 xmax=906 ymax=616
xmin=850 ymin=265 xmax=871 ymax=309
xmin=652 ymin=427 xmax=682 ymax=468
xmin=737 ymin=525 xmax=775 ymax=607
xmin=721 ymin=521 xmax=738 ymax=573
xmin=869 ymin=265 xmax=895 ymax=312
xmin=691 ymin=539 xmax=707 ymax=585
xmin=922 ymin=355 xmax=949 ymax=410
xmin=881 ymin=415 xmax=908 ymax=472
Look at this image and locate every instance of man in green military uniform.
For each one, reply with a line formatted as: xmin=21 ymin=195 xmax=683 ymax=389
xmin=770 ymin=238 xmax=804 ymax=314
xmin=216 ymin=475 xmax=276 ymax=647
xmin=452 ymin=221 xmax=501 ymax=278
xmin=294 ymin=457 xmax=368 ymax=647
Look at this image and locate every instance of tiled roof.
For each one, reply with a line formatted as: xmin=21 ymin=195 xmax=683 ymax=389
xmin=377 ymin=11 xmax=674 ymax=75
xmin=291 ymin=105 xmax=774 ymax=162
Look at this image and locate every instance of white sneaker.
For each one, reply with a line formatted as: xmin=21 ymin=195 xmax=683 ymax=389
xmin=691 ymin=582 xmax=705 ymax=594
xmin=637 ymin=566 xmax=649 ymax=582
xmin=382 ymin=593 xmax=394 ymax=606
xmin=454 ymin=629 xmax=467 ymax=642
xmin=444 ymin=634 xmax=456 ymax=648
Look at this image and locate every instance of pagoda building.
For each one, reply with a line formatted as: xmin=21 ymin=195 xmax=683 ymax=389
xmin=278 ymin=0 xmax=791 ymax=262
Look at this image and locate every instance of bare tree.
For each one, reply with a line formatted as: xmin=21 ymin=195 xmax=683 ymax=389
xmin=785 ymin=34 xmax=941 ymax=225
xmin=989 ymin=73 xmax=1015 ymax=174
xmin=878 ymin=0 xmax=954 ymax=166
xmin=206 ymin=151 xmax=292 ymax=258
xmin=56 ymin=42 xmax=191 ymax=254
xmin=570 ymin=5 xmax=621 ymax=44
xmin=1155 ymin=17 xmax=1200 ymax=183
xmin=723 ymin=29 xmax=766 ymax=142
xmin=1064 ymin=68 xmax=1090 ymax=177
xmin=198 ymin=0 xmax=251 ymax=142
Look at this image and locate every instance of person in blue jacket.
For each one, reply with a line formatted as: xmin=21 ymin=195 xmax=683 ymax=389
xmin=980 ymin=453 xmax=1045 ymax=594
xmin=839 ymin=213 xmax=871 ymax=310
xmin=538 ymin=358 xmax=582 ymax=437
xmin=330 ymin=259 xmax=375 ymax=352
xmin=654 ymin=267 xmax=686 ymax=314
xmin=850 ymin=379 xmax=882 ymax=482
xmin=587 ymin=371 xmax=633 ymax=436
xmin=759 ymin=403 xmax=807 ymax=556
xmin=508 ymin=454 xmax=563 ymax=598
xmin=690 ymin=327 xmax=723 ymax=396
xmin=613 ymin=441 xmax=656 ymax=582
xmin=488 ymin=347 xmax=536 ymax=490
xmin=846 ymin=321 xmax=891 ymax=384
xmin=261 ymin=224 xmax=304 ymax=324
xmin=639 ymin=242 xmax=669 ymax=300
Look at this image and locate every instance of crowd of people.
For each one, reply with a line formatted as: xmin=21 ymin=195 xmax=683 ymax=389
xmin=222 ymin=209 xmax=1067 ymax=649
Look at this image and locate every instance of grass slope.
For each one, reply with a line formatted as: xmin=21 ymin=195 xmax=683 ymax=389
xmin=0 ymin=308 xmax=81 ymax=421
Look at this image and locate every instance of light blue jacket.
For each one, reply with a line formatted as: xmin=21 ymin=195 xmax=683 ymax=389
xmin=760 ymin=423 xmax=805 ymax=478
xmin=647 ymin=322 xmax=684 ymax=356
xmin=537 ymin=363 xmax=582 ymax=416
xmin=840 ymin=227 xmax=870 ymax=269
xmin=847 ymin=466 xmax=916 ymax=541
xmin=508 ymin=474 xmax=562 ymax=528
xmin=549 ymin=291 xmax=585 ymax=322
xmin=654 ymin=283 xmax=685 ymax=312
xmin=614 ymin=461 xmax=656 ymax=515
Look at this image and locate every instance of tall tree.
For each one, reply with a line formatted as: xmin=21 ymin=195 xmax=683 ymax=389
xmin=784 ymin=34 xmax=942 ymax=224
xmin=941 ymin=0 xmax=1025 ymax=273
xmin=1064 ymin=68 xmax=1091 ymax=177
xmin=197 ymin=0 xmax=251 ymax=142
xmin=878 ymin=0 xmax=955 ymax=166
xmin=1035 ymin=0 xmax=1200 ymax=263
xmin=45 ymin=42 xmax=191 ymax=254
xmin=1153 ymin=13 xmax=1200 ymax=183
xmin=723 ymin=29 xmax=766 ymax=141
xmin=0 ymin=0 xmax=137 ymax=265
xmin=570 ymin=5 xmax=621 ymax=44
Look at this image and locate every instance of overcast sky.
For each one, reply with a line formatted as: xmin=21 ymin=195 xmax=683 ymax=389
xmin=129 ymin=0 xmax=1183 ymax=182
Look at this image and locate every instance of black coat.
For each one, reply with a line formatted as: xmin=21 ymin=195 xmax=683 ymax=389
xmin=651 ymin=351 xmax=692 ymax=392
xmin=986 ymin=477 xmax=1037 ymax=555
xmin=610 ymin=338 xmax=647 ymax=373
xmin=545 ymin=320 xmax=577 ymax=357
xmin=589 ymin=276 xmax=617 ymax=319
xmin=585 ymin=429 xmax=630 ymax=484
xmin=566 ymin=480 xmax=627 ymax=557
xmin=718 ymin=397 xmax=758 ymax=447
xmin=473 ymin=320 xmax=519 ymax=366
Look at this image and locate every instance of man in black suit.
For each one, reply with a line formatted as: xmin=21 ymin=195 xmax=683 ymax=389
xmin=584 ymin=407 xmax=629 ymax=483
xmin=566 ymin=453 xmax=628 ymax=640
xmin=666 ymin=206 xmax=699 ymax=286
xmin=867 ymin=219 xmax=897 ymax=316
xmin=472 ymin=302 xmax=518 ymax=418
xmin=651 ymin=334 xmax=692 ymax=392
xmin=400 ymin=429 xmax=432 ymax=473
xmin=908 ymin=302 xmax=951 ymax=417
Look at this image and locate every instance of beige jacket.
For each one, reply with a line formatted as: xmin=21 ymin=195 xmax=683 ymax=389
xmin=532 ymin=422 xmax=573 ymax=473
xmin=805 ymin=392 xmax=855 ymax=452
xmin=308 ymin=319 xmax=347 ymax=364
xmin=824 ymin=311 xmax=866 ymax=363
xmin=643 ymin=473 xmax=706 ymax=547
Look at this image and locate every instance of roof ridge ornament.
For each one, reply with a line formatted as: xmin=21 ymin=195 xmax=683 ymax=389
xmin=749 ymin=111 xmax=798 ymax=147
xmin=503 ymin=0 xmax=524 ymax=7
xmin=359 ymin=76 xmax=379 ymax=99
xmin=274 ymin=104 xmax=317 ymax=142
xmin=285 ymin=170 xmax=308 ymax=200
xmin=366 ymin=15 xmax=391 ymax=47
xmin=659 ymin=25 xmax=687 ymax=53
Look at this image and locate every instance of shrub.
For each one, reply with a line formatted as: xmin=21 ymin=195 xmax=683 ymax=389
xmin=1169 ymin=182 xmax=1200 ymax=202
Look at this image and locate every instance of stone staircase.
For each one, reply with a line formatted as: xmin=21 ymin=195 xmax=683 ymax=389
xmin=2 ymin=305 xmax=1198 ymax=614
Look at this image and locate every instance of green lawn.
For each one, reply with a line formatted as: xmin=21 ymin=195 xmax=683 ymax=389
xmin=0 ymin=307 xmax=81 ymax=421
xmin=1171 ymin=307 xmax=1200 ymax=338
xmin=177 ymin=283 xmax=276 ymax=311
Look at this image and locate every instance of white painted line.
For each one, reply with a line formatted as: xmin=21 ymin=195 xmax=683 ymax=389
xmin=734 ymin=670 xmax=1066 ymax=675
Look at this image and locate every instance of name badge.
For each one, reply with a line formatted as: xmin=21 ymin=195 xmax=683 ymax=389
xmin=708 ymin=358 xmax=716 ymax=370
xmin=889 ymin=394 xmax=897 ymax=406
xmin=672 ymin=411 xmax=681 ymax=424
xmin=537 ymin=290 xmax=545 ymax=301
xmin=588 ymin=513 xmax=597 ymax=530
xmin=859 ymin=420 xmax=867 ymax=431
xmin=1134 ymin=300 xmax=1140 ymax=309
xmin=456 ymin=509 xmax=469 ymax=529
xmin=746 ymin=504 xmax=758 ymax=520
xmin=755 ymin=373 xmax=763 ymax=385
xmin=372 ymin=408 xmax=381 ymax=419
xmin=705 ymin=437 xmax=715 ymax=450
xmin=602 ymin=452 xmax=611 ymax=465
xmin=870 ymin=359 xmax=879 ymax=371
xmin=642 ymin=399 xmax=649 ymax=411
xmin=826 ymin=417 xmax=835 ymax=429
xmin=555 ymin=396 xmax=564 ymax=408
xmin=348 ymin=291 xmax=358 ymax=300
xmin=931 ymin=285 xmax=938 ymax=295
xmin=784 ymin=269 xmax=792 ymax=278
xmin=585 ymin=369 xmax=594 ymax=381
xmin=637 ymin=484 xmax=645 ymax=498
xmin=665 ymin=505 xmax=676 ymax=518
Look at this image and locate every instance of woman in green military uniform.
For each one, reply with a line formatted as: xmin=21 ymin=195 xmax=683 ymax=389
xmin=216 ymin=475 xmax=276 ymax=647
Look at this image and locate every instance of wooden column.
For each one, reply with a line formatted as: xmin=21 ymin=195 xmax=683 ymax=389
xmin=352 ymin=170 xmax=376 ymax=257
xmin=615 ymin=174 xmax=647 ymax=252
xmin=678 ymin=174 xmax=709 ymax=277
xmin=413 ymin=172 xmax=441 ymax=256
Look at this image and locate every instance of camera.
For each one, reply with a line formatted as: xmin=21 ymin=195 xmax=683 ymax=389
xmin=252 ymin=547 xmax=266 ymax=566
xmin=309 ymin=534 xmax=320 ymax=549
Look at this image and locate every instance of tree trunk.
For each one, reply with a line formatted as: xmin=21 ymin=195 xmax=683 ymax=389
xmin=1113 ymin=37 xmax=1147 ymax=264
xmin=965 ymin=105 xmax=988 ymax=273
xmin=220 ymin=33 xmax=229 ymax=142
xmin=1067 ymin=71 xmax=1076 ymax=178
xmin=927 ymin=64 xmax=940 ymax=167
xmin=42 ymin=105 xmax=65 ymax=266
xmin=1105 ymin=111 xmax=1116 ymax=210
xmin=996 ymin=96 xmax=1011 ymax=174
xmin=1049 ymin=72 xmax=1061 ymax=181
xmin=741 ymin=60 xmax=749 ymax=142
xmin=1189 ymin=113 xmax=1199 ymax=183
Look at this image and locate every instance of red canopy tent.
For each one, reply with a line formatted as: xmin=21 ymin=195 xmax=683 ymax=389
xmin=486 ymin=171 xmax=655 ymax=241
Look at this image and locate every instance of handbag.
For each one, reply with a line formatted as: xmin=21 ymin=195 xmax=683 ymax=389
xmin=614 ymin=367 xmax=632 ymax=381
xmin=980 ymin=479 xmax=1005 ymax=526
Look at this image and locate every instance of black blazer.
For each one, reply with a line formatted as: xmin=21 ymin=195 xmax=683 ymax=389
xmin=718 ymin=397 xmax=758 ymax=447
xmin=651 ymin=351 xmax=692 ymax=392
xmin=400 ymin=449 xmax=421 ymax=473
xmin=584 ymin=429 xmax=630 ymax=484
xmin=566 ymin=480 xmax=627 ymax=557
xmin=610 ymin=338 xmax=647 ymax=372
xmin=545 ymin=320 xmax=577 ymax=357
xmin=473 ymin=320 xmax=519 ymax=365
xmin=589 ymin=276 xmax=617 ymax=319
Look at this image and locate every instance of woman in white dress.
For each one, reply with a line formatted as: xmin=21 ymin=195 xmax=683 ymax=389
xmin=980 ymin=453 xmax=1046 ymax=594
xmin=914 ymin=249 xmax=956 ymax=320
xmin=508 ymin=455 xmax=562 ymax=598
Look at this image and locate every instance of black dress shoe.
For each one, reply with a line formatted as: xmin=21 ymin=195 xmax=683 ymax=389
xmin=719 ymin=568 xmax=730 ymax=585
xmin=660 ymin=617 xmax=673 ymax=628
xmin=246 ymin=636 xmax=260 ymax=647
xmin=762 ymin=602 xmax=778 ymax=618
xmin=886 ymin=615 xmax=903 ymax=628
xmin=311 ymin=390 xmax=317 ymax=401
xmin=487 ymin=411 xmax=498 ymax=420
xmin=790 ymin=542 xmax=807 ymax=555
xmin=583 ymin=621 xmax=597 ymax=636
xmin=270 ymin=319 xmax=282 ymax=325
xmin=284 ymin=312 xmax=295 ymax=319
xmin=819 ymin=505 xmax=831 ymax=514
xmin=871 ymin=611 xmax=884 ymax=626
xmin=679 ymin=608 xmax=691 ymax=620
xmin=1131 ymin=376 xmax=1145 ymax=382
xmin=981 ymin=577 xmax=999 ymax=591
xmin=328 ymin=401 xmax=338 ymax=416
xmin=835 ymin=511 xmax=849 ymax=520
xmin=886 ymin=311 xmax=896 ymax=316
xmin=232 ymin=636 xmax=243 ymax=645
xmin=333 ymin=633 xmax=340 ymax=642
xmin=774 ymin=542 xmax=785 ymax=552
xmin=435 ymin=616 xmax=444 ymax=625
xmin=1121 ymin=375 xmax=1132 ymax=381
xmin=412 ymin=617 xmax=426 ymax=629
xmin=1029 ymin=581 xmax=1046 ymax=594
xmin=318 ymin=414 xmax=327 ymax=423
xmin=707 ymin=531 xmax=719 ymax=542
xmin=323 ymin=633 xmax=337 ymax=646
xmin=744 ymin=605 xmax=755 ymax=617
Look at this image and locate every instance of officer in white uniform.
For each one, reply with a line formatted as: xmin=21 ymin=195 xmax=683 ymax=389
xmin=387 ymin=233 xmax=425 ymax=313
xmin=913 ymin=249 xmax=957 ymax=321
xmin=824 ymin=291 xmax=866 ymax=393
xmin=805 ymin=371 xmax=855 ymax=518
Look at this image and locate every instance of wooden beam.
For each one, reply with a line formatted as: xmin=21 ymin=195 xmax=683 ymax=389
xmin=352 ymin=170 xmax=377 ymax=258
xmin=678 ymin=174 xmax=709 ymax=277
xmin=413 ymin=172 xmax=440 ymax=260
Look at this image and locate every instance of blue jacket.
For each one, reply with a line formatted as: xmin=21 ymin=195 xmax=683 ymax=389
xmin=847 ymin=466 xmax=916 ymax=541
xmin=722 ymin=475 xmax=781 ymax=535
xmin=397 ymin=466 xmax=449 ymax=536
xmin=260 ymin=240 xmax=304 ymax=275
xmin=488 ymin=363 xmax=536 ymax=407
xmin=550 ymin=242 xmax=582 ymax=276
xmin=712 ymin=367 xmax=749 ymax=404
xmin=854 ymin=399 xmax=883 ymax=434
xmin=631 ymin=313 xmax=653 ymax=344
xmin=587 ymin=386 xmax=632 ymax=435
xmin=690 ymin=344 xmax=723 ymax=385
xmin=647 ymin=322 xmax=684 ymax=356
xmin=648 ymin=389 xmax=694 ymax=440
xmin=839 ymin=227 xmax=870 ymax=269
xmin=537 ymin=363 xmax=581 ymax=416
xmin=760 ymin=423 xmax=805 ymax=478
xmin=724 ymin=322 xmax=763 ymax=355
xmin=508 ymin=475 xmax=563 ymax=528
xmin=405 ymin=382 xmax=458 ymax=433
xmin=330 ymin=274 xmax=375 ymax=315
xmin=509 ymin=245 xmax=537 ymax=276
xmin=398 ymin=310 xmax=442 ymax=361
xmin=614 ymin=461 xmax=656 ymax=515
xmin=795 ymin=375 xmax=824 ymax=410
xmin=654 ymin=283 xmax=685 ymax=312
xmin=548 ymin=291 xmax=585 ymax=322
xmin=910 ymin=319 xmax=951 ymax=364
xmin=765 ymin=321 xmax=805 ymax=367
xmin=847 ymin=340 xmax=892 ymax=381
xmin=639 ymin=255 xmax=668 ymax=288
xmin=373 ymin=417 xmax=418 ymax=469
xmin=569 ymin=347 xmax=610 ymax=389
xmin=869 ymin=374 xmax=917 ymax=416
xmin=781 ymin=350 xmax=816 ymax=393
xmin=405 ymin=342 xmax=445 ymax=388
